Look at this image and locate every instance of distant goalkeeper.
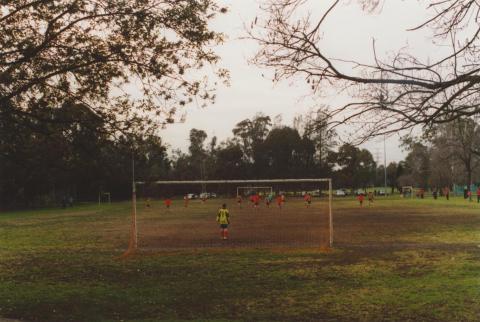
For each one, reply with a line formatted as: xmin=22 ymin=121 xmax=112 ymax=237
xmin=216 ymin=203 xmax=230 ymax=240
xmin=164 ymin=198 xmax=172 ymax=209
xmin=265 ymin=193 xmax=273 ymax=207
xmin=304 ymin=192 xmax=312 ymax=208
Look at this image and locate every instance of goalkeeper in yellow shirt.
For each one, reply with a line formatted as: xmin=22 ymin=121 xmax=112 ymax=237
xmin=216 ymin=203 xmax=230 ymax=240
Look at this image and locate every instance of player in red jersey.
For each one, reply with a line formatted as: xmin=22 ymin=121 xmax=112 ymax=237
xmin=304 ymin=192 xmax=312 ymax=208
xmin=357 ymin=193 xmax=364 ymax=207
xmin=252 ymin=193 xmax=260 ymax=210
xmin=276 ymin=195 xmax=283 ymax=209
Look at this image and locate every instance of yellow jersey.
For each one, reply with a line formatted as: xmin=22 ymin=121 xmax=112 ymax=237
xmin=216 ymin=208 xmax=229 ymax=224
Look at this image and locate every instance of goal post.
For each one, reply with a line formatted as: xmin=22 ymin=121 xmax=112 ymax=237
xmin=126 ymin=178 xmax=333 ymax=253
xmin=98 ymin=192 xmax=111 ymax=205
xmin=401 ymin=186 xmax=414 ymax=198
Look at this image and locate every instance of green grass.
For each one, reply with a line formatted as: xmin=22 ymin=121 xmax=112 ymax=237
xmin=0 ymin=197 xmax=479 ymax=321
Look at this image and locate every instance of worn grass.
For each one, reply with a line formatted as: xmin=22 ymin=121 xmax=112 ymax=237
xmin=0 ymin=197 xmax=479 ymax=321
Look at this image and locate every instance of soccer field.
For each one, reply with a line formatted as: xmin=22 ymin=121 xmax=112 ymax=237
xmin=0 ymin=197 xmax=479 ymax=321
xmin=136 ymin=197 xmax=330 ymax=249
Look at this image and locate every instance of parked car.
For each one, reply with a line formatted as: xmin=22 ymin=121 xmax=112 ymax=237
xmin=199 ymin=192 xmax=217 ymax=199
xmin=187 ymin=193 xmax=198 ymax=199
xmin=335 ymin=189 xmax=346 ymax=196
xmin=378 ymin=189 xmax=386 ymax=196
xmin=355 ymin=189 xmax=366 ymax=196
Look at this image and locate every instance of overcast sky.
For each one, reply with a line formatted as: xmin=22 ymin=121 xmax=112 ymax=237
xmin=159 ymin=0 xmax=437 ymax=164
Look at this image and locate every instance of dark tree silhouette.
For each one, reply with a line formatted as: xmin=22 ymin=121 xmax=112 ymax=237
xmin=0 ymin=0 xmax=228 ymax=135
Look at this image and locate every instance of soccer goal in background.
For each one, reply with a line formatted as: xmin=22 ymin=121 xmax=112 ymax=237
xmin=236 ymin=186 xmax=273 ymax=197
xmin=98 ymin=192 xmax=111 ymax=205
xmin=401 ymin=186 xmax=414 ymax=198
xmin=125 ymin=179 xmax=333 ymax=253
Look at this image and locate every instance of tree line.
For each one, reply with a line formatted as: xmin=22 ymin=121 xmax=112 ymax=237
xmin=0 ymin=108 xmax=376 ymax=208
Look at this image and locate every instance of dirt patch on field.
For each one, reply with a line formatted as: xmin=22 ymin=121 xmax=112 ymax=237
xmin=137 ymin=199 xmax=330 ymax=250
xmin=128 ymin=199 xmax=480 ymax=254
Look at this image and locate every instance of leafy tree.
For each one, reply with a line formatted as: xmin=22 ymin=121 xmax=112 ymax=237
xmin=214 ymin=141 xmax=246 ymax=179
xmin=294 ymin=107 xmax=337 ymax=171
xmin=261 ymin=126 xmax=312 ymax=178
xmin=1 ymin=0 xmax=228 ymax=135
xmin=232 ymin=113 xmax=271 ymax=163
xmin=386 ymin=162 xmax=399 ymax=194
xmin=189 ymin=128 xmax=208 ymax=159
xmin=428 ymin=118 xmax=480 ymax=187
xmin=428 ymin=146 xmax=454 ymax=190
xmin=399 ymin=141 xmax=430 ymax=189
xmin=332 ymin=143 xmax=376 ymax=189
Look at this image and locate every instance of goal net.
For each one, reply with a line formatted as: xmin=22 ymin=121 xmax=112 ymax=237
xmin=129 ymin=179 xmax=332 ymax=252
xmin=98 ymin=192 xmax=111 ymax=204
xmin=236 ymin=186 xmax=273 ymax=198
xmin=401 ymin=186 xmax=413 ymax=198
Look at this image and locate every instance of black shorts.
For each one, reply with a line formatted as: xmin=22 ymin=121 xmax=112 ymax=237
xmin=220 ymin=224 xmax=228 ymax=229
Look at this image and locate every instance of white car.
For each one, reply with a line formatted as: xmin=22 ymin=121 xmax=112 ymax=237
xmin=335 ymin=190 xmax=346 ymax=196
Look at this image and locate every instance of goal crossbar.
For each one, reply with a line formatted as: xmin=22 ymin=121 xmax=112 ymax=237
xmin=126 ymin=178 xmax=333 ymax=254
xmin=137 ymin=178 xmax=331 ymax=185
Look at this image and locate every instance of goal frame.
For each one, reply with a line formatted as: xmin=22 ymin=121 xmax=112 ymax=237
xmin=236 ymin=186 xmax=273 ymax=197
xmin=125 ymin=178 xmax=333 ymax=254
xmin=401 ymin=186 xmax=414 ymax=198
xmin=98 ymin=192 xmax=111 ymax=205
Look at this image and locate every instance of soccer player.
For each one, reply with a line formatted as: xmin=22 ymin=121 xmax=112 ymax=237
xmin=276 ymin=195 xmax=283 ymax=209
xmin=357 ymin=193 xmax=364 ymax=207
xmin=476 ymin=186 xmax=480 ymax=203
xmin=236 ymin=195 xmax=242 ymax=208
xmin=443 ymin=186 xmax=450 ymax=200
xmin=146 ymin=198 xmax=151 ymax=208
xmin=164 ymin=198 xmax=172 ymax=209
xmin=252 ymin=193 xmax=260 ymax=210
xmin=304 ymin=192 xmax=312 ymax=208
xmin=265 ymin=194 xmax=272 ymax=208
xmin=183 ymin=194 xmax=189 ymax=207
xmin=280 ymin=193 xmax=285 ymax=206
xmin=368 ymin=191 xmax=374 ymax=206
xmin=216 ymin=203 xmax=230 ymax=240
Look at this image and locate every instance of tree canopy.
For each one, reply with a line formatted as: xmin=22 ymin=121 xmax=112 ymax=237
xmin=0 ymin=0 xmax=228 ymax=135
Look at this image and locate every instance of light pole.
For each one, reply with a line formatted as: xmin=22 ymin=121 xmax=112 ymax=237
xmin=384 ymin=135 xmax=387 ymax=196
xmin=125 ymin=149 xmax=138 ymax=255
